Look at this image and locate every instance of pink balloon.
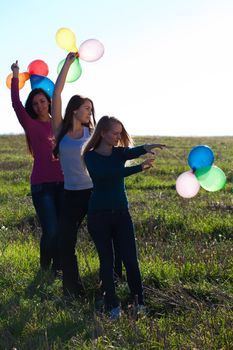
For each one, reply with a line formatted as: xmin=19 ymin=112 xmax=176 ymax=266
xmin=176 ymin=171 xmax=200 ymax=198
xmin=78 ymin=39 xmax=104 ymax=62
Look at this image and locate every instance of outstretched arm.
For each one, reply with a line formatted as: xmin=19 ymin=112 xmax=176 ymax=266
xmin=122 ymin=143 xmax=166 ymax=160
xmin=124 ymin=158 xmax=154 ymax=177
xmin=143 ymin=143 xmax=167 ymax=154
xmin=51 ymin=52 xmax=78 ymax=137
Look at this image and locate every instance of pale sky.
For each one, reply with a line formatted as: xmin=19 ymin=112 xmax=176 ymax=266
xmin=1 ymin=0 xmax=233 ymax=136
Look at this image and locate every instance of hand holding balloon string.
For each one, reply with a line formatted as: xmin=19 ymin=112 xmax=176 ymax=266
xmin=141 ymin=144 xmax=183 ymax=171
xmin=56 ymin=27 xmax=105 ymax=83
xmin=66 ymin=52 xmax=79 ymax=63
xmin=142 ymin=143 xmax=177 ymax=171
xmin=144 ymin=143 xmax=167 ymax=154
xmin=141 ymin=158 xmax=154 ymax=170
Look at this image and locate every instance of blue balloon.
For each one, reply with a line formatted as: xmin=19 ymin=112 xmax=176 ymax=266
xmin=30 ymin=74 xmax=54 ymax=97
xmin=188 ymin=145 xmax=214 ymax=170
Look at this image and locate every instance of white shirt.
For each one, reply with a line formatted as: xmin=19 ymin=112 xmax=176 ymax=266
xmin=59 ymin=127 xmax=93 ymax=190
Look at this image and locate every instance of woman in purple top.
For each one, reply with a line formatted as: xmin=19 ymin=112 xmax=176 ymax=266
xmin=10 ymin=61 xmax=64 ymax=273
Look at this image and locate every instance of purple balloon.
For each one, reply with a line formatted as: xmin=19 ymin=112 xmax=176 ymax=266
xmin=30 ymin=74 xmax=54 ymax=97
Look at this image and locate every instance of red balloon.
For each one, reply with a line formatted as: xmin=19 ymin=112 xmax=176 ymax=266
xmin=27 ymin=59 xmax=49 ymax=76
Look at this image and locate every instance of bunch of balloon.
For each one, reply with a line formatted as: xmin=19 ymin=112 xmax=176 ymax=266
xmin=6 ymin=59 xmax=55 ymax=97
xmin=55 ymin=27 xmax=105 ymax=82
xmin=28 ymin=60 xmax=55 ymax=97
xmin=176 ymin=145 xmax=226 ymax=198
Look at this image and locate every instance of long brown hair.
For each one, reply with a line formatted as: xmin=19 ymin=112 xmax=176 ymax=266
xmin=82 ymin=116 xmax=133 ymax=156
xmin=53 ymin=95 xmax=96 ymax=158
xmin=24 ymin=88 xmax=51 ymax=156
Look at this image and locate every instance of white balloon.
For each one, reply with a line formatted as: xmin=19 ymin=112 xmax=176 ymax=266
xmin=176 ymin=171 xmax=200 ymax=198
xmin=78 ymin=39 xmax=104 ymax=62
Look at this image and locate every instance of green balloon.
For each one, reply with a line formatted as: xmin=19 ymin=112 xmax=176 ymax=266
xmin=195 ymin=165 xmax=226 ymax=191
xmin=57 ymin=58 xmax=82 ymax=82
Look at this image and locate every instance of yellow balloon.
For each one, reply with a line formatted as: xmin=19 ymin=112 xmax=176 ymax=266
xmin=56 ymin=27 xmax=78 ymax=52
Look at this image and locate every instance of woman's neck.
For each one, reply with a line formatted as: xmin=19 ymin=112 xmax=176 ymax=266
xmin=38 ymin=114 xmax=50 ymax=122
xmin=68 ymin=119 xmax=83 ymax=139
xmin=95 ymin=142 xmax=113 ymax=156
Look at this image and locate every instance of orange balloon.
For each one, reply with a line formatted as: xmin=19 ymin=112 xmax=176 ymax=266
xmin=21 ymin=72 xmax=30 ymax=82
xmin=6 ymin=73 xmax=13 ymax=89
xmin=6 ymin=72 xmax=30 ymax=89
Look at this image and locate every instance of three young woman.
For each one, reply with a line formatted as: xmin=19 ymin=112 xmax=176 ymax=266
xmin=11 ymin=56 xmax=165 ymax=318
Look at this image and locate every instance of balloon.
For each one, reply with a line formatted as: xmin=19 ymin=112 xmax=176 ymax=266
xmin=56 ymin=27 xmax=78 ymax=52
xmin=195 ymin=165 xmax=226 ymax=191
xmin=78 ymin=39 xmax=105 ymax=62
xmin=188 ymin=145 xmax=214 ymax=170
xmin=176 ymin=171 xmax=200 ymax=198
xmin=57 ymin=58 xmax=82 ymax=82
xmin=21 ymin=72 xmax=30 ymax=82
xmin=27 ymin=60 xmax=49 ymax=76
xmin=30 ymin=74 xmax=54 ymax=97
xmin=6 ymin=72 xmax=30 ymax=89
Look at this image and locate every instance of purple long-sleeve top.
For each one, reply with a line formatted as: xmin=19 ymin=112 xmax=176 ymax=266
xmin=11 ymin=77 xmax=64 ymax=185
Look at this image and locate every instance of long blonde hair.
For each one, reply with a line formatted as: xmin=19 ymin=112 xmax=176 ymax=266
xmin=82 ymin=116 xmax=133 ymax=156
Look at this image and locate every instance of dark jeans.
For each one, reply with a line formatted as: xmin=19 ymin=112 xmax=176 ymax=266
xmin=59 ymin=188 xmax=92 ymax=296
xmin=88 ymin=208 xmax=143 ymax=309
xmin=31 ymin=181 xmax=64 ymax=271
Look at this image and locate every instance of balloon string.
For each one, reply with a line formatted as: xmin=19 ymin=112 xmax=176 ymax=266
xmin=163 ymin=147 xmax=187 ymax=165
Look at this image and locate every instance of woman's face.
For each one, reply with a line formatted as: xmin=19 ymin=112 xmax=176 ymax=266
xmin=73 ymin=100 xmax=92 ymax=124
xmin=102 ymin=122 xmax=122 ymax=146
xmin=32 ymin=93 xmax=50 ymax=118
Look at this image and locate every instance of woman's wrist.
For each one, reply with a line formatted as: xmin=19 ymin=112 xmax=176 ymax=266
xmin=12 ymin=71 xmax=19 ymax=78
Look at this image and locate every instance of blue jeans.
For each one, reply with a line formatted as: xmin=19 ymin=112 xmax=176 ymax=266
xmin=31 ymin=181 xmax=64 ymax=271
xmin=88 ymin=209 xmax=143 ymax=309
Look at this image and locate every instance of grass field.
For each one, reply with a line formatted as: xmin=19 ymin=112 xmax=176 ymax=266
xmin=0 ymin=134 xmax=233 ymax=350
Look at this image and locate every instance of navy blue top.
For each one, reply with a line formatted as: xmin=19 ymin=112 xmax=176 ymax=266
xmin=84 ymin=145 xmax=147 ymax=211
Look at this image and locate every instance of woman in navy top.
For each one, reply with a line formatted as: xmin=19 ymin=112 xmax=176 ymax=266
xmin=83 ymin=116 xmax=166 ymax=319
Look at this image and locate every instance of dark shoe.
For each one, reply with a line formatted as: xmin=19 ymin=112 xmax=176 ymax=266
xmin=52 ymin=268 xmax=62 ymax=279
xmin=63 ymin=282 xmax=85 ymax=298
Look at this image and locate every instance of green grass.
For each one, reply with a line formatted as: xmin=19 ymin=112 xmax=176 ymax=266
xmin=0 ymin=134 xmax=233 ymax=349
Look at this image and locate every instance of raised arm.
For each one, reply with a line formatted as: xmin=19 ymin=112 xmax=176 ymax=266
xmin=51 ymin=52 xmax=78 ymax=137
xmin=11 ymin=60 xmax=19 ymax=78
xmin=10 ymin=60 xmax=31 ymax=130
